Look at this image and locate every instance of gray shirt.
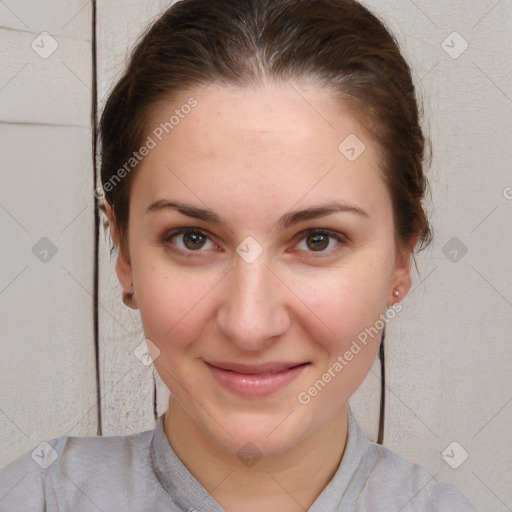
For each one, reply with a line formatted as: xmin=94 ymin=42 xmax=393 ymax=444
xmin=0 ymin=408 xmax=476 ymax=511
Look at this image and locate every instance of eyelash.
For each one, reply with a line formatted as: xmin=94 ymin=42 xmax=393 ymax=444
xmin=161 ymin=227 xmax=347 ymax=258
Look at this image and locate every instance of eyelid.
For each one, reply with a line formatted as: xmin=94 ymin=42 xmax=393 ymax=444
xmin=161 ymin=227 xmax=220 ymax=256
xmin=161 ymin=226 xmax=348 ymax=256
xmin=294 ymin=227 xmax=347 ymax=241
xmin=290 ymin=227 xmax=348 ymax=255
xmin=161 ymin=226 xmax=212 ymax=242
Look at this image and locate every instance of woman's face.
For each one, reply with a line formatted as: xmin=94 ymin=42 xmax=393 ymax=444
xmin=112 ymin=82 xmax=412 ymax=456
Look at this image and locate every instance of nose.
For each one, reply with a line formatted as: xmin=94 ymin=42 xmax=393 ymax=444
xmin=216 ymin=255 xmax=290 ymax=352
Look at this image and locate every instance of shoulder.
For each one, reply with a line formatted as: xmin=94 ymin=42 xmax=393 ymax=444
xmin=0 ymin=428 xmax=155 ymax=511
xmin=358 ymin=440 xmax=476 ymax=511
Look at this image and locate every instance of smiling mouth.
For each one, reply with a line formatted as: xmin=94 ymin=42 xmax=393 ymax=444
xmin=204 ymin=361 xmax=310 ymax=397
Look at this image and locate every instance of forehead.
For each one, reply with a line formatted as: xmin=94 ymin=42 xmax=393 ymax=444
xmin=148 ymin=82 xmax=364 ymax=163
xmin=131 ymin=81 xmax=391 ymax=225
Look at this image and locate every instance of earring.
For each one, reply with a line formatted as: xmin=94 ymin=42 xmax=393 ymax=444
xmin=392 ymin=288 xmax=399 ymax=297
xmin=122 ymin=290 xmax=135 ymax=307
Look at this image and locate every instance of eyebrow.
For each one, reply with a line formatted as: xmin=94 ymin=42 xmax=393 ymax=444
xmin=145 ymin=199 xmax=369 ymax=229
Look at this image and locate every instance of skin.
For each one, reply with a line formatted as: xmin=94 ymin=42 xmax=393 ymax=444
xmin=105 ymin=80 xmax=414 ymax=511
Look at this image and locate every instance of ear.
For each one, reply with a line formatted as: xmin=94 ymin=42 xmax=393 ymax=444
xmin=103 ymin=200 xmax=134 ymax=299
xmin=389 ymin=236 xmax=418 ymax=306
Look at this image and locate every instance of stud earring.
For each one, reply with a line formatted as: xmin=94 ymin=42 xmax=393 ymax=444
xmin=122 ymin=290 xmax=135 ymax=307
xmin=393 ymin=288 xmax=399 ymax=297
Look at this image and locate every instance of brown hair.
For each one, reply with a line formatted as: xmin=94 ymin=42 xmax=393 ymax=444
xmin=99 ymin=0 xmax=432 ymax=254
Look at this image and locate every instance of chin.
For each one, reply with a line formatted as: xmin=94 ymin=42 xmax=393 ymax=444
xmin=196 ymin=401 xmax=320 ymax=457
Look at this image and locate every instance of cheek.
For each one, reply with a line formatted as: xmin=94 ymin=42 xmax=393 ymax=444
xmin=133 ymin=257 xmax=220 ymax=351
xmin=293 ymin=266 xmax=388 ymax=413
xmin=293 ymin=256 xmax=392 ymax=349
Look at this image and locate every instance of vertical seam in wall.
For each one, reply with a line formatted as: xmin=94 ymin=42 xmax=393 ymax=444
xmin=91 ymin=0 xmax=102 ymax=437
xmin=377 ymin=328 xmax=386 ymax=445
xmin=153 ymin=374 xmax=158 ymax=422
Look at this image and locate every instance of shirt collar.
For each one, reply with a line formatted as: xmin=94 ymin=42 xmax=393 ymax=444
xmin=150 ymin=404 xmax=368 ymax=511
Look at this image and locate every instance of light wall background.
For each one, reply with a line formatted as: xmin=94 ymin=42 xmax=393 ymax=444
xmin=1 ymin=1 xmax=511 ymax=510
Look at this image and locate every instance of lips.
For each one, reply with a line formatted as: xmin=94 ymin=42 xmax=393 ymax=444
xmin=207 ymin=361 xmax=306 ymax=375
xmin=205 ymin=360 xmax=309 ymax=397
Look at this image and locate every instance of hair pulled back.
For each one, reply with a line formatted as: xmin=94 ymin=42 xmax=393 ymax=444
xmin=99 ymin=0 xmax=431 ymax=252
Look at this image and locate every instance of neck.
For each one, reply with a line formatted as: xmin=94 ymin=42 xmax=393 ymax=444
xmin=163 ymin=398 xmax=348 ymax=512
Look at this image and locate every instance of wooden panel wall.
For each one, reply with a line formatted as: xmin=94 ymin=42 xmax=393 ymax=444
xmin=0 ymin=1 xmax=96 ymax=466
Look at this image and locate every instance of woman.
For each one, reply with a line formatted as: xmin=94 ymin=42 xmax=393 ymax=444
xmin=0 ymin=0 xmax=476 ymax=510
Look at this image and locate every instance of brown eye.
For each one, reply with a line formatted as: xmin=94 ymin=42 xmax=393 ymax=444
xmin=183 ymin=232 xmax=207 ymax=250
xmin=294 ymin=229 xmax=345 ymax=254
xmin=162 ymin=228 xmax=216 ymax=254
xmin=306 ymin=233 xmax=329 ymax=251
